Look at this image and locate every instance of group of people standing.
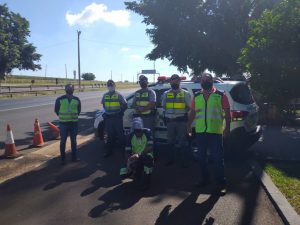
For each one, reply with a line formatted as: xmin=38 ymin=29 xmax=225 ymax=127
xmin=54 ymin=73 xmax=230 ymax=195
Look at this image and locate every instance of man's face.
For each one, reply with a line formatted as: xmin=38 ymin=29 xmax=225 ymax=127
xmin=65 ymin=85 xmax=74 ymax=95
xmin=139 ymin=79 xmax=148 ymax=88
xmin=134 ymin=129 xmax=143 ymax=137
xmin=170 ymin=78 xmax=180 ymax=89
xmin=201 ymin=75 xmax=213 ymax=90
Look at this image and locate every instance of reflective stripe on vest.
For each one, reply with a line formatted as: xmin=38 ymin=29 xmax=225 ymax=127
xmin=135 ymin=90 xmax=151 ymax=114
xmin=165 ymin=90 xmax=187 ymax=117
xmin=131 ymin=134 xmax=147 ymax=154
xmin=59 ymin=98 xmax=79 ymax=122
xmin=195 ymin=92 xmax=224 ymax=134
xmin=103 ymin=93 xmax=121 ymax=114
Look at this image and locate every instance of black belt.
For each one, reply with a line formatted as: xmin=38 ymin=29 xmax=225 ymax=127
xmin=164 ymin=116 xmax=187 ymax=122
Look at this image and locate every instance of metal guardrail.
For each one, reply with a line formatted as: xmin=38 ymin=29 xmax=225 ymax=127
xmin=0 ymin=84 xmax=107 ymax=97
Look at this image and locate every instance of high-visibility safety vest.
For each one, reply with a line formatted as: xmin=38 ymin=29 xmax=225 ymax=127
xmin=165 ymin=90 xmax=187 ymax=118
xmin=103 ymin=92 xmax=121 ymax=114
xmin=194 ymin=90 xmax=224 ymax=134
xmin=131 ymin=134 xmax=147 ymax=154
xmin=135 ymin=89 xmax=152 ymax=115
xmin=59 ymin=98 xmax=79 ymax=122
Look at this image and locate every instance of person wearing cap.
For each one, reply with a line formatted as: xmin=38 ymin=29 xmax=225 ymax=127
xmin=161 ymin=74 xmax=192 ymax=167
xmin=132 ymin=75 xmax=156 ymax=132
xmin=187 ymin=73 xmax=230 ymax=195
xmin=101 ymin=79 xmax=128 ymax=157
xmin=120 ymin=117 xmax=154 ymax=190
xmin=55 ymin=84 xmax=81 ymax=165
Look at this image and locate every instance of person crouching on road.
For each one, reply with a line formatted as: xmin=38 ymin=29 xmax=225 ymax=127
xmin=161 ymin=74 xmax=192 ymax=167
xmin=120 ymin=117 xmax=154 ymax=190
xmin=101 ymin=80 xmax=127 ymax=157
xmin=187 ymin=73 xmax=231 ymax=196
xmin=55 ymin=84 xmax=81 ymax=165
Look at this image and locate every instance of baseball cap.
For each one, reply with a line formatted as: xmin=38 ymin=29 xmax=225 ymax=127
xmin=170 ymin=74 xmax=180 ymax=80
xmin=107 ymin=79 xmax=115 ymax=86
xmin=139 ymin=75 xmax=148 ymax=82
xmin=132 ymin=117 xmax=144 ymax=130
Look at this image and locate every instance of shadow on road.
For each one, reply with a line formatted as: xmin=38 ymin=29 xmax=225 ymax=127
xmin=154 ymin=192 xmax=219 ymax=225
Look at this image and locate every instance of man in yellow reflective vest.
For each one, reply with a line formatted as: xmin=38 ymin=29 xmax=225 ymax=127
xmin=132 ymin=75 xmax=157 ymax=156
xmin=188 ymin=73 xmax=231 ymax=195
xmin=101 ymin=80 xmax=128 ymax=157
xmin=55 ymin=84 xmax=81 ymax=165
xmin=161 ymin=74 xmax=192 ymax=167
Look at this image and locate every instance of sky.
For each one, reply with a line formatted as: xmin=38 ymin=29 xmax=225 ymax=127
xmin=1 ymin=0 xmax=184 ymax=82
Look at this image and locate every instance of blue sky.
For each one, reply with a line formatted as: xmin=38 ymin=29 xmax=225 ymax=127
xmin=1 ymin=0 xmax=184 ymax=82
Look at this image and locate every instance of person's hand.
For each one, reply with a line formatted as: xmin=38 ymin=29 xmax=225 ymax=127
xmin=131 ymin=154 xmax=139 ymax=160
xmin=187 ymin=125 xmax=192 ymax=137
xmin=223 ymin=127 xmax=230 ymax=138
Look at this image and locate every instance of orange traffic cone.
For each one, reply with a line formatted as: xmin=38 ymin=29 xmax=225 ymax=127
xmin=47 ymin=122 xmax=60 ymax=140
xmin=33 ymin=118 xmax=44 ymax=147
xmin=3 ymin=124 xmax=20 ymax=158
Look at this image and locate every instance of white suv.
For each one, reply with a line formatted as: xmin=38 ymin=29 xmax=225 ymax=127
xmin=94 ymin=77 xmax=262 ymax=150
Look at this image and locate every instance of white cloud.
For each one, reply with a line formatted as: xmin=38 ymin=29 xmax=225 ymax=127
xmin=66 ymin=3 xmax=130 ymax=27
xmin=121 ymin=47 xmax=131 ymax=52
xmin=129 ymin=54 xmax=142 ymax=60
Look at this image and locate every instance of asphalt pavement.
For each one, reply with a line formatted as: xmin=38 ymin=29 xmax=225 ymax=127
xmin=0 ymin=139 xmax=284 ymax=225
xmin=0 ymin=89 xmax=134 ymax=153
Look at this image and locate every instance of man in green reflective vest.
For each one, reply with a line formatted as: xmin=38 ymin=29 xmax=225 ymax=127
xmin=188 ymin=73 xmax=231 ymax=195
xmin=161 ymin=74 xmax=192 ymax=167
xmin=120 ymin=117 xmax=154 ymax=190
xmin=101 ymin=80 xmax=127 ymax=157
xmin=55 ymin=84 xmax=81 ymax=165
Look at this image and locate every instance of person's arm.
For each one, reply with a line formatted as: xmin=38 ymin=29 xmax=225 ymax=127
xmin=142 ymin=130 xmax=153 ymax=154
xmin=137 ymin=90 xmax=156 ymax=113
xmin=54 ymin=98 xmax=60 ymax=116
xmin=185 ymin=91 xmax=192 ymax=111
xmin=222 ymin=93 xmax=231 ymax=138
xmin=120 ymin=93 xmax=128 ymax=112
xmin=187 ymin=98 xmax=195 ymax=134
xmin=77 ymin=97 xmax=81 ymax=115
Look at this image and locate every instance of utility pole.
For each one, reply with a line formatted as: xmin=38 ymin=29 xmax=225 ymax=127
xmin=77 ymin=30 xmax=81 ymax=89
xmin=65 ymin=64 xmax=68 ymax=79
xmin=110 ymin=70 xmax=112 ymax=80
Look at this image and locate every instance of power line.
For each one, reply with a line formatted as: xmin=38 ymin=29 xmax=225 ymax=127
xmin=81 ymin=38 xmax=152 ymax=48
xmin=38 ymin=39 xmax=76 ymax=50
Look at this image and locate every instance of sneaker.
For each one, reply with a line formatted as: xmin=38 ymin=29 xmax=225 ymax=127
xmin=216 ymin=185 xmax=227 ymax=196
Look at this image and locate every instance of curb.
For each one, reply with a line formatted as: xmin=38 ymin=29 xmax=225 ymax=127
xmin=0 ymin=129 xmax=95 ymax=185
xmin=250 ymin=160 xmax=300 ymax=225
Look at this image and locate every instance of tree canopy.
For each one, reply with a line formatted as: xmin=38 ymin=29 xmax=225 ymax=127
xmin=81 ymin=72 xmax=96 ymax=80
xmin=0 ymin=4 xmax=41 ymax=80
xmin=125 ymin=0 xmax=281 ymax=76
xmin=239 ymin=0 xmax=300 ymax=107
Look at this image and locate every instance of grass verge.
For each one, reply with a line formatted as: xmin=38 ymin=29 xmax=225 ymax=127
xmin=0 ymin=84 xmax=139 ymax=100
xmin=263 ymin=161 xmax=300 ymax=215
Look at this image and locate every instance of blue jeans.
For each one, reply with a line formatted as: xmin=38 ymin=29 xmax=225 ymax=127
xmin=195 ymin=133 xmax=225 ymax=185
xmin=59 ymin=122 xmax=78 ymax=161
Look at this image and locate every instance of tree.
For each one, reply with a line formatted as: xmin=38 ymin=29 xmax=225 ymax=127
xmin=0 ymin=4 xmax=41 ymax=80
xmin=125 ymin=0 xmax=281 ymax=76
xmin=81 ymin=73 xmax=96 ymax=80
xmin=239 ymin=0 xmax=300 ymax=108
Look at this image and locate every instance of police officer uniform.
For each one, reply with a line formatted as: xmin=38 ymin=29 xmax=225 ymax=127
xmin=101 ymin=80 xmax=127 ymax=157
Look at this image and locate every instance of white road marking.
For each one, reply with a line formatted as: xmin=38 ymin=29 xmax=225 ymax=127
xmin=0 ymin=96 xmax=101 ymax=112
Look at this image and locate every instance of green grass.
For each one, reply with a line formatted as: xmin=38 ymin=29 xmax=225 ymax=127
xmin=264 ymin=162 xmax=300 ymax=215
